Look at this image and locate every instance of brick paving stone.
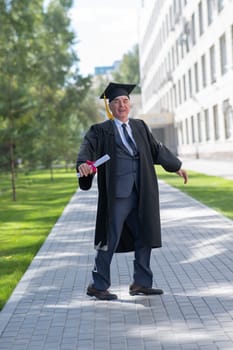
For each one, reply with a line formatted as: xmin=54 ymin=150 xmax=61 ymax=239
xmin=0 ymin=178 xmax=232 ymax=350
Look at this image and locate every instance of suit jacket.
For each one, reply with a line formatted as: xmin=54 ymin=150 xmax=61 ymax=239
xmin=77 ymin=118 xmax=181 ymax=252
xmin=113 ymin=123 xmax=139 ymax=198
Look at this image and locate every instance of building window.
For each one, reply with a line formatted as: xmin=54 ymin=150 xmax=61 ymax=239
xmin=178 ymin=79 xmax=182 ymax=104
xmin=191 ymin=13 xmax=196 ymax=46
xmin=178 ymin=0 xmax=182 ymax=14
xmin=178 ymin=121 xmax=184 ymax=144
xmin=213 ymin=105 xmax=220 ymax=140
xmin=183 ymin=74 xmax=187 ymax=101
xmin=217 ymin=0 xmax=224 ymax=12
xmin=201 ymin=54 xmax=207 ymax=87
xmin=172 ymin=46 xmax=175 ymax=70
xmin=166 ymin=14 xmax=169 ymax=36
xmin=223 ymin=99 xmax=233 ymax=139
xmin=166 ymin=91 xmax=170 ymax=111
xmin=191 ymin=115 xmax=195 ymax=143
xmin=185 ymin=118 xmax=189 ymax=144
xmin=188 ymin=68 xmax=193 ymax=97
xmin=198 ymin=1 xmax=204 ymax=36
xmin=194 ymin=62 xmax=199 ymax=93
xmin=170 ymin=88 xmax=173 ymax=110
xmin=207 ymin=0 xmax=214 ymax=25
xmin=209 ymin=44 xmax=216 ymax=83
xmin=168 ymin=52 xmax=171 ymax=73
xmin=204 ymin=109 xmax=210 ymax=140
xmin=173 ymin=84 xmax=177 ymax=108
xmin=169 ymin=6 xmax=173 ymax=31
xmin=176 ymin=39 xmax=179 ymax=65
xmin=220 ymin=33 xmax=227 ymax=75
xmin=197 ymin=112 xmax=202 ymax=142
xmin=180 ymin=34 xmax=184 ymax=59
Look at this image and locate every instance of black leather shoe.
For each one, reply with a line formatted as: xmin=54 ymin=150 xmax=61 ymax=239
xmin=87 ymin=284 xmax=118 ymax=300
xmin=129 ymin=284 xmax=164 ymax=296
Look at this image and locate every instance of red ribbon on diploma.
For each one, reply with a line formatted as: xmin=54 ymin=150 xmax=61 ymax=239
xmin=86 ymin=160 xmax=97 ymax=174
xmin=77 ymin=154 xmax=110 ymax=178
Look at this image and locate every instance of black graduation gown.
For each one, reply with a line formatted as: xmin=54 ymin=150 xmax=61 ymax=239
xmin=76 ymin=118 xmax=181 ymax=252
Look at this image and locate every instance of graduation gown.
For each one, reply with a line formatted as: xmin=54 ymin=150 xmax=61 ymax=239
xmin=76 ymin=118 xmax=181 ymax=253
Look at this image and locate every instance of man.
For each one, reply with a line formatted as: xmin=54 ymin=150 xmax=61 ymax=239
xmin=76 ymin=82 xmax=188 ymax=301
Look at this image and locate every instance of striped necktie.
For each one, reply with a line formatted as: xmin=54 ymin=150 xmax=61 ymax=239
xmin=122 ymin=123 xmax=138 ymax=156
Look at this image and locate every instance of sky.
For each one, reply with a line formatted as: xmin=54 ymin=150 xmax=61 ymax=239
xmin=70 ymin=0 xmax=141 ymax=76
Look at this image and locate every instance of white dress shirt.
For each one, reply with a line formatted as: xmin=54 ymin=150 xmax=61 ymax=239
xmin=114 ymin=119 xmax=137 ymax=155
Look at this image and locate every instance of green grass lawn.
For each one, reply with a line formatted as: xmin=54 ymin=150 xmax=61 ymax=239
xmin=0 ymin=168 xmax=77 ymax=310
xmin=156 ymin=166 xmax=233 ymax=220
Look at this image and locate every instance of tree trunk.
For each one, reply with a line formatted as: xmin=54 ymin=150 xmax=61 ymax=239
xmin=50 ymin=163 xmax=54 ymax=181
xmin=9 ymin=141 xmax=16 ymax=201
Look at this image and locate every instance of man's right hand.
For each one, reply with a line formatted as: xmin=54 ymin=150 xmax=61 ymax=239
xmin=78 ymin=162 xmax=95 ymax=177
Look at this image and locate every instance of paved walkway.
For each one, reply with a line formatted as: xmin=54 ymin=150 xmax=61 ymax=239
xmin=0 ymin=163 xmax=233 ymax=349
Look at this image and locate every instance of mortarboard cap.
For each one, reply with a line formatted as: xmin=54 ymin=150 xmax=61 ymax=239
xmin=100 ymin=82 xmax=136 ymax=120
xmin=100 ymin=82 xmax=136 ymax=102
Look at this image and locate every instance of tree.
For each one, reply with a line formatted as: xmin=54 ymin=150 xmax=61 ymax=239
xmin=0 ymin=0 xmax=43 ymax=200
xmin=0 ymin=0 xmax=95 ymax=198
xmin=112 ymin=44 xmax=141 ymax=93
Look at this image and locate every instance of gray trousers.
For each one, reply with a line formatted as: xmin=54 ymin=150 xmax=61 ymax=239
xmin=92 ymin=188 xmax=153 ymax=290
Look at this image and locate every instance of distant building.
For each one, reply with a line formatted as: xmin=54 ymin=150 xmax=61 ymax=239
xmin=139 ymin=0 xmax=233 ymax=159
xmin=94 ymin=61 xmax=121 ymax=76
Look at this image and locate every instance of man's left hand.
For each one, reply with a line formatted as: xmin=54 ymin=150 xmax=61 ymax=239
xmin=176 ymin=169 xmax=188 ymax=184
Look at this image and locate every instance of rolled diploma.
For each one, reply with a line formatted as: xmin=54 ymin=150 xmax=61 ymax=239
xmin=77 ymin=154 xmax=110 ymax=177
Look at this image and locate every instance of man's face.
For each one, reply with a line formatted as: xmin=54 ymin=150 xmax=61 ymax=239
xmin=109 ymin=95 xmax=131 ymax=122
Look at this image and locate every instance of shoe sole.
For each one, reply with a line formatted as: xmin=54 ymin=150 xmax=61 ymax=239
xmin=87 ymin=291 xmax=117 ymax=301
xmin=129 ymin=290 xmax=163 ymax=296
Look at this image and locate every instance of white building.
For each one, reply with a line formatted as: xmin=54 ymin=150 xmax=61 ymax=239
xmin=139 ymin=0 xmax=233 ymax=159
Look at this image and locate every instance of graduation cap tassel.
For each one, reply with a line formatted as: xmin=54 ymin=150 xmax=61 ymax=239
xmin=104 ymin=94 xmax=114 ymax=120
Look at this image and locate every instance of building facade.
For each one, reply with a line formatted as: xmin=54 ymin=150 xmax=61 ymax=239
xmin=139 ymin=0 xmax=233 ymax=159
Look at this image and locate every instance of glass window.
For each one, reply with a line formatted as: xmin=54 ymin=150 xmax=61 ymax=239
xmin=176 ymin=39 xmax=179 ymax=65
xmin=213 ymin=105 xmax=220 ymax=140
xmin=223 ymin=99 xmax=233 ymax=139
xmin=178 ymin=121 xmax=184 ymax=144
xmin=173 ymin=84 xmax=177 ymax=107
xmin=217 ymin=0 xmax=224 ymax=12
xmin=180 ymin=34 xmax=184 ymax=59
xmin=166 ymin=14 xmax=169 ymax=35
xmin=207 ymin=0 xmax=214 ymax=25
xmin=168 ymin=51 xmax=172 ymax=72
xmin=198 ymin=1 xmax=204 ymax=36
xmin=185 ymin=118 xmax=189 ymax=144
xmin=178 ymin=0 xmax=182 ymax=14
xmin=191 ymin=115 xmax=195 ymax=143
xmin=183 ymin=74 xmax=187 ymax=101
xmin=170 ymin=88 xmax=173 ymax=110
xmin=204 ymin=109 xmax=210 ymax=140
xmin=220 ymin=33 xmax=227 ymax=75
xmin=171 ymin=46 xmax=175 ymax=69
xmin=169 ymin=6 xmax=174 ymax=30
xmin=197 ymin=112 xmax=202 ymax=142
xmin=194 ymin=62 xmax=199 ymax=93
xmin=188 ymin=68 xmax=193 ymax=97
xmin=201 ymin=54 xmax=207 ymax=87
xmin=178 ymin=79 xmax=182 ymax=104
xmin=191 ymin=13 xmax=196 ymax=46
xmin=209 ymin=44 xmax=216 ymax=83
